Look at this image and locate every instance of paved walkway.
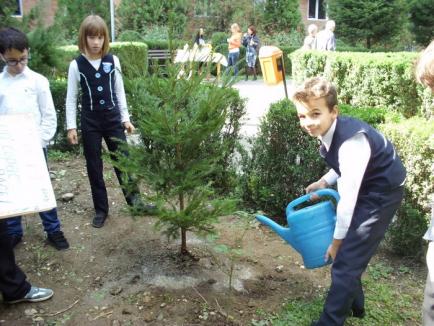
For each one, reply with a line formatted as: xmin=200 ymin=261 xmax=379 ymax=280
xmin=233 ymin=79 xmax=293 ymax=137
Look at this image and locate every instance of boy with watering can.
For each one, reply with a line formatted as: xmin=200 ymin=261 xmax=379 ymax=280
xmin=291 ymin=77 xmax=406 ymax=326
xmin=415 ymin=40 xmax=434 ymax=326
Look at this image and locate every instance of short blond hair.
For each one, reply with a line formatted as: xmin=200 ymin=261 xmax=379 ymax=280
xmin=231 ymin=23 xmax=241 ymax=33
xmin=291 ymin=77 xmax=338 ymax=111
xmin=308 ymin=24 xmax=318 ymax=35
xmin=416 ymin=40 xmax=434 ymax=90
xmin=78 ymin=15 xmax=110 ymax=57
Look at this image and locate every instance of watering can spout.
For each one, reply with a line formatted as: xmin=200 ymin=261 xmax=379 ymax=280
xmin=256 ymin=215 xmax=297 ymax=250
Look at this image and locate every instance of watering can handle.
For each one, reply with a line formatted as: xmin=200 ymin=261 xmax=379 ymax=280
xmin=286 ymin=188 xmax=340 ymax=216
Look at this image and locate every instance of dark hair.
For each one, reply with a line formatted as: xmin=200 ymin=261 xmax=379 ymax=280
xmin=0 ymin=27 xmax=29 ymax=54
xmin=248 ymin=25 xmax=257 ymax=35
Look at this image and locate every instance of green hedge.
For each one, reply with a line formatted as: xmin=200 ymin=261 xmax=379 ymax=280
xmin=49 ymin=79 xmax=70 ymax=151
xmin=380 ymin=117 xmax=434 ymax=255
xmin=240 ymin=99 xmax=326 ymax=218
xmin=58 ymin=42 xmax=148 ymax=79
xmin=289 ymin=50 xmax=432 ymax=118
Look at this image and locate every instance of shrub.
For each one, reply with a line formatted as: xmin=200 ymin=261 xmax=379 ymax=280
xmin=27 ymin=27 xmax=66 ymax=78
xmin=290 ymin=50 xmax=422 ymax=117
xmin=58 ymin=42 xmax=148 ymax=79
xmin=380 ymin=117 xmax=434 ymax=256
xmin=240 ymin=99 xmax=326 ymax=218
xmin=118 ymin=30 xmax=144 ymax=42
xmin=49 ymin=79 xmax=74 ymax=151
xmin=338 ymin=104 xmax=389 ymax=126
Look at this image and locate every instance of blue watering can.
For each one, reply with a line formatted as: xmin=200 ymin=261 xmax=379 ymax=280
xmin=256 ymin=189 xmax=340 ymax=269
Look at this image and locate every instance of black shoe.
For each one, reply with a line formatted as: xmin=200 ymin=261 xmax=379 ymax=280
xmin=10 ymin=235 xmax=22 ymax=248
xmin=92 ymin=215 xmax=108 ymax=228
xmin=47 ymin=231 xmax=69 ymax=250
xmin=351 ymin=308 xmax=366 ymax=319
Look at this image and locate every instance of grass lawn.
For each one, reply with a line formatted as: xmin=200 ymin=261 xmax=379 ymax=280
xmin=255 ymin=261 xmax=424 ymax=326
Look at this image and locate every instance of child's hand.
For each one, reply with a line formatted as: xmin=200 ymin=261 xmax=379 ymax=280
xmin=325 ymin=239 xmax=342 ymax=261
xmin=67 ymin=129 xmax=78 ymax=145
xmin=305 ymin=179 xmax=328 ymax=200
xmin=123 ymin=121 xmax=135 ymax=134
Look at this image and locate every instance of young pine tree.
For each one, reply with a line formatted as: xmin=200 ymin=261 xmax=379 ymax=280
xmin=116 ymin=67 xmax=239 ymax=255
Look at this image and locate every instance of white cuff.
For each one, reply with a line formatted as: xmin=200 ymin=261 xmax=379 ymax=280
xmin=333 ymin=226 xmax=348 ymax=240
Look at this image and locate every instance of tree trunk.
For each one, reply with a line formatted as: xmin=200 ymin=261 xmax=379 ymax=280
xmin=367 ymin=37 xmax=371 ymax=49
xmin=181 ymin=227 xmax=187 ymax=255
xmin=179 ymin=192 xmax=188 ymax=255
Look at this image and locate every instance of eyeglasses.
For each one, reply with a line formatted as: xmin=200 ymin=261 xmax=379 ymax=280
xmin=3 ymin=57 xmax=29 ymax=66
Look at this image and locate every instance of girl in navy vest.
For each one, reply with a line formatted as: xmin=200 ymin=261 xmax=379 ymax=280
xmin=291 ymin=77 xmax=406 ymax=326
xmin=65 ymin=15 xmax=142 ymax=228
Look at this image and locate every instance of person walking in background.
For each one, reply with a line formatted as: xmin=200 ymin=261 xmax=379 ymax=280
xmin=226 ymin=23 xmax=242 ymax=76
xmin=303 ymin=24 xmax=318 ymax=50
xmin=66 ymin=15 xmax=147 ymax=228
xmin=242 ymin=25 xmax=260 ymax=81
xmin=415 ymin=39 xmax=434 ymax=326
xmin=0 ymin=27 xmax=69 ymax=250
xmin=195 ymin=28 xmax=206 ymax=47
xmin=316 ymin=20 xmax=336 ymax=51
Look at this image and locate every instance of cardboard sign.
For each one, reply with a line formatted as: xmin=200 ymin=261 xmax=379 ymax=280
xmin=0 ymin=114 xmax=56 ymax=219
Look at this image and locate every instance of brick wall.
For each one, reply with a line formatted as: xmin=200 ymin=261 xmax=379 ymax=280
xmin=299 ymin=0 xmax=326 ymax=32
xmin=22 ymin=0 xmax=58 ymax=26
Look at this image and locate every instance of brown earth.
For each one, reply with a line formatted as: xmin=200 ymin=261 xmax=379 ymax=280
xmin=0 ymin=155 xmax=424 ymax=326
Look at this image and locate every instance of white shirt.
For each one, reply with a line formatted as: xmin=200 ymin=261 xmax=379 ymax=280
xmin=319 ymin=119 xmax=371 ymax=239
xmin=65 ymin=54 xmax=130 ymax=130
xmin=316 ymin=30 xmax=336 ymax=51
xmin=0 ymin=66 xmax=57 ymax=147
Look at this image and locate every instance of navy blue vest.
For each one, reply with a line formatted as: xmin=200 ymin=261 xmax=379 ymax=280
xmin=320 ymin=116 xmax=406 ymax=194
xmin=76 ymin=54 xmax=118 ymax=111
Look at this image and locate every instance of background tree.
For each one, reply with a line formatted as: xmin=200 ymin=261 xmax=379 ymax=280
xmin=263 ymin=0 xmax=301 ymax=34
xmin=327 ymin=0 xmax=407 ymax=48
xmin=117 ymin=0 xmax=188 ymax=37
xmin=54 ymin=0 xmax=110 ymax=43
xmin=409 ymin=0 xmax=434 ymax=46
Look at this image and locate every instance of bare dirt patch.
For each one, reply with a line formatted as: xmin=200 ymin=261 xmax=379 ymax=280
xmin=0 ymin=155 xmax=422 ymax=325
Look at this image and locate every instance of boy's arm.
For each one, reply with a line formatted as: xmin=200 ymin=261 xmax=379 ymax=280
xmin=113 ymin=56 xmax=130 ymax=125
xmin=65 ymin=61 xmax=80 ymax=130
xmin=37 ymin=77 xmax=57 ymax=147
xmin=334 ymin=133 xmax=371 ymax=240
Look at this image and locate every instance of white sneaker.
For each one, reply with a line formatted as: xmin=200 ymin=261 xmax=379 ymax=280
xmin=6 ymin=286 xmax=54 ymax=303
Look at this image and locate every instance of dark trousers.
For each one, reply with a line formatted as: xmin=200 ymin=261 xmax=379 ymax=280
xmin=81 ymin=109 xmax=138 ymax=217
xmin=0 ymin=219 xmax=31 ymax=301
xmin=318 ymin=186 xmax=404 ymax=326
xmin=6 ymin=148 xmax=61 ymax=237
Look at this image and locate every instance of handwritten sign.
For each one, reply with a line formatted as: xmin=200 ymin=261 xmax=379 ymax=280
xmin=0 ymin=114 xmax=56 ymax=219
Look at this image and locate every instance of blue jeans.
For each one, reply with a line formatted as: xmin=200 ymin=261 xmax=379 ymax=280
xmin=226 ymin=51 xmax=240 ymax=76
xmin=6 ymin=148 xmax=61 ymax=237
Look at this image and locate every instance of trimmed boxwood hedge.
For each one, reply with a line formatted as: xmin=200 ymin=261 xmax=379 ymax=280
xmin=58 ymin=42 xmax=148 ymax=79
xmin=290 ymin=50 xmax=434 ymax=118
xmin=380 ymin=117 xmax=434 ymax=256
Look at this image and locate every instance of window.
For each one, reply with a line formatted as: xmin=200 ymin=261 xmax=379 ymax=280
xmin=194 ymin=0 xmax=212 ymax=17
xmin=308 ymin=0 xmax=326 ymax=20
xmin=13 ymin=0 xmax=23 ymax=17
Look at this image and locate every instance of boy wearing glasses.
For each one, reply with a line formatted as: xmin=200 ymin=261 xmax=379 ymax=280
xmin=0 ymin=27 xmax=69 ymax=250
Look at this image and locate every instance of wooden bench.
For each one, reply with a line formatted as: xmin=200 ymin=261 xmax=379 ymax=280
xmin=148 ymin=49 xmax=172 ymax=71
